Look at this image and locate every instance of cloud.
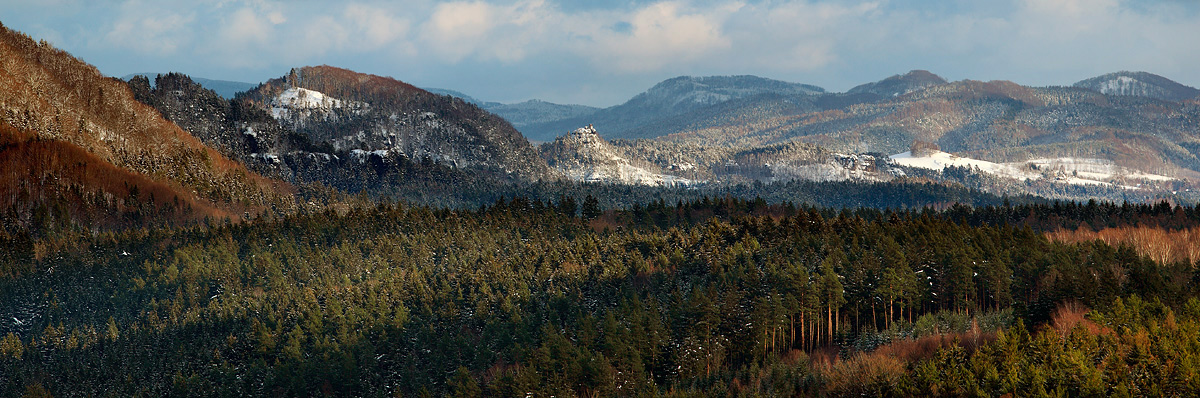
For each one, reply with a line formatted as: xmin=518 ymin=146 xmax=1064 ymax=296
xmin=422 ymin=1 xmax=499 ymax=62
xmin=10 ymin=0 xmax=1200 ymax=106
xmin=344 ymin=4 xmax=410 ymax=50
xmin=586 ymin=2 xmax=732 ymax=72
xmin=202 ymin=1 xmax=413 ymax=68
xmin=101 ymin=1 xmax=195 ymax=55
xmin=415 ymin=0 xmax=737 ymax=73
xmin=716 ymin=1 xmax=881 ymax=72
xmin=419 ymin=0 xmax=553 ymax=63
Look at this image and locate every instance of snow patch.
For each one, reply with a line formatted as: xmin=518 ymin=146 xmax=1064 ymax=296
xmin=269 ymin=87 xmax=368 ymax=120
xmin=891 ymin=150 xmax=1031 ymax=180
xmin=891 ymin=150 xmax=1174 ymax=188
xmin=553 ymin=125 xmax=699 ymax=187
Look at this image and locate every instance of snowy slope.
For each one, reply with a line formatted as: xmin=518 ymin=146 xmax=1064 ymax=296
xmin=891 ymin=151 xmax=1031 ymax=180
xmin=891 ymin=150 xmax=1174 ymax=187
xmin=1073 ymin=71 xmax=1200 ymax=102
xmin=542 ymin=125 xmax=696 ymax=186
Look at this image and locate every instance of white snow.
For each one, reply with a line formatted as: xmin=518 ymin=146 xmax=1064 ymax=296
xmin=275 ymin=87 xmax=344 ymax=109
xmin=269 ymin=87 xmax=368 ymax=120
xmin=554 ymin=125 xmax=698 ymax=187
xmin=1097 ymin=76 xmax=1141 ymax=96
xmin=1023 ymin=157 xmax=1173 ymax=182
xmin=350 ymin=149 xmax=392 ymax=160
xmin=891 ymin=151 xmax=1031 ymax=180
xmin=891 ymin=150 xmax=1174 ymax=188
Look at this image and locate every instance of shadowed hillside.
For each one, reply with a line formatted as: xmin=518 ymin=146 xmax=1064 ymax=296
xmin=0 ymin=23 xmax=293 ymax=234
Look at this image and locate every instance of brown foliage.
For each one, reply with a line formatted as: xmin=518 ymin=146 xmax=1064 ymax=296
xmin=1049 ymin=301 xmax=1112 ymax=337
xmin=910 ymin=139 xmax=941 ymax=157
xmin=1046 ymin=225 xmax=1200 ymax=265
xmin=819 ymin=351 xmax=907 ymax=395
xmin=814 ymin=326 xmax=997 ymax=395
xmin=0 ymin=24 xmax=293 ymax=230
xmin=0 ymin=125 xmax=229 ymax=230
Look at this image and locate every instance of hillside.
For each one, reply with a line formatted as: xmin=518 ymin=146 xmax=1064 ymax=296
xmin=0 ymin=25 xmax=290 ymax=234
xmin=239 ymin=66 xmax=557 ymax=181
xmin=5 ymin=199 xmax=1200 ymax=395
xmin=422 ymin=87 xmax=485 ymax=105
xmin=540 ymin=124 xmax=901 ymax=186
xmin=1074 ymin=71 xmax=1200 ymax=102
xmin=847 ymin=69 xmax=948 ymax=97
xmin=539 ymin=125 xmax=693 ymax=186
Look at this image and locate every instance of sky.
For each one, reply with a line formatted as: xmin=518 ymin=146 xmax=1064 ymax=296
xmin=3 ymin=0 xmax=1200 ymax=107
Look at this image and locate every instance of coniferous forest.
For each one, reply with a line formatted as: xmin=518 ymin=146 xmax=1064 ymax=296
xmin=6 ymin=15 xmax=1200 ymax=398
xmin=3 ymin=196 xmax=1200 ymax=397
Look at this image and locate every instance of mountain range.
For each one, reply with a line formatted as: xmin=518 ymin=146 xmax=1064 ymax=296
xmin=6 ymin=20 xmax=1200 ymax=236
xmin=515 ymin=70 xmax=1200 ymax=185
xmin=520 ymin=75 xmax=826 ymax=142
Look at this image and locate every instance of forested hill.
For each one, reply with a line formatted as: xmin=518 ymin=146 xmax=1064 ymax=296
xmin=2 ymin=198 xmax=1199 ymax=396
xmin=0 ymin=24 xmax=293 ymax=236
xmin=238 ymin=65 xmax=557 ymax=181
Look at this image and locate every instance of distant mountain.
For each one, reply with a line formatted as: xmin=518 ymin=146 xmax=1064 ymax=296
xmin=238 ymin=66 xmax=556 ymax=181
xmin=423 ymin=87 xmax=485 ymax=105
xmin=539 ymin=124 xmax=900 ymax=186
xmin=522 ymin=75 xmax=825 ymax=141
xmin=658 ymin=78 xmax=1200 ymax=180
xmin=848 ymin=70 xmax=948 ymax=97
xmin=1073 ymin=71 xmax=1200 ymax=102
xmin=122 ymin=73 xmax=257 ymax=99
xmin=483 ymin=100 xmax=599 ymax=142
xmin=418 ymin=89 xmax=600 ymax=142
xmin=0 ymin=26 xmax=290 ymax=233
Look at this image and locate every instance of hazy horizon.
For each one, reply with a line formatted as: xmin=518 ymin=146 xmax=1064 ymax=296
xmin=4 ymin=0 xmax=1199 ymax=107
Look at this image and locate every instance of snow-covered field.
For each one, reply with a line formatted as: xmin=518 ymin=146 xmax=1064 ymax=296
xmin=270 ymin=87 xmax=367 ymax=120
xmin=891 ymin=151 xmax=1031 ymax=179
xmin=890 ymin=150 xmax=1173 ymax=188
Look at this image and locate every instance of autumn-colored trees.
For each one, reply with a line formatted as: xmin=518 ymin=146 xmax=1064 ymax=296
xmin=1048 ymin=225 xmax=1200 ymax=265
xmin=2 ymin=198 xmax=1199 ymax=396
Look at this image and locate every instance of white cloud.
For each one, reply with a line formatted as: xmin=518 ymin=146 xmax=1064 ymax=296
xmin=586 ymin=2 xmax=732 ymax=72
xmin=199 ymin=1 xmax=415 ymax=68
xmin=419 ymin=0 xmax=553 ymax=63
xmin=716 ymin=1 xmax=880 ymax=72
xmin=422 ymin=1 xmax=498 ymax=62
xmin=12 ymin=0 xmax=1200 ymax=106
xmin=344 ymin=4 xmax=410 ymax=49
xmin=101 ymin=1 xmax=195 ymax=55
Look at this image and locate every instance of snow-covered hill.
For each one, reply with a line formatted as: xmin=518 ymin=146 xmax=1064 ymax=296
xmin=241 ymin=66 xmax=556 ymax=181
xmin=1073 ymin=71 xmax=1200 ymax=102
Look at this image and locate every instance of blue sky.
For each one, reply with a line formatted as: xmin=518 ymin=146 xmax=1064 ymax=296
xmin=3 ymin=0 xmax=1199 ymax=107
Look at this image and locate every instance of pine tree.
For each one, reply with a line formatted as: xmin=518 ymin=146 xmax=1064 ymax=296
xmin=581 ymin=195 xmax=601 ymax=220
